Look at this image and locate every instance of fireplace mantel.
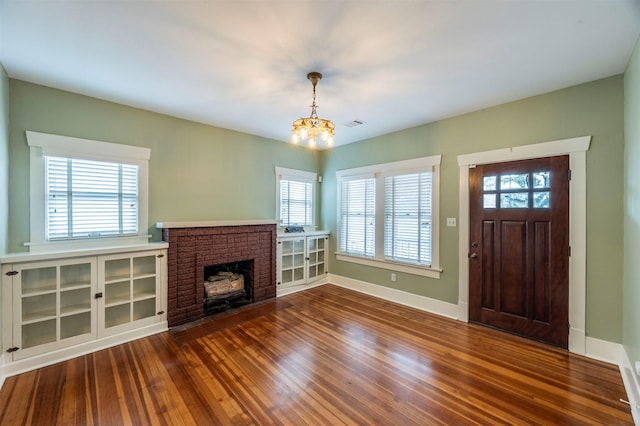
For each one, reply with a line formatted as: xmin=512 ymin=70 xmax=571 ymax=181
xmin=156 ymin=220 xmax=278 ymax=229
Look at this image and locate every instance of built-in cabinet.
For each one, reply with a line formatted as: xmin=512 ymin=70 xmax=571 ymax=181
xmin=277 ymin=232 xmax=329 ymax=291
xmin=1 ymin=245 xmax=167 ymax=366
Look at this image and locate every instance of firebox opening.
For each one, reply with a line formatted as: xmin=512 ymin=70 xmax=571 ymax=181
xmin=203 ymin=260 xmax=253 ymax=316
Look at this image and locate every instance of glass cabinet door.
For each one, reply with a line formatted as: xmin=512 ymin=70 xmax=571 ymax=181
xmin=10 ymin=258 xmax=96 ymax=360
xmin=278 ymin=237 xmax=306 ymax=288
xmin=307 ymin=236 xmax=327 ymax=282
xmin=99 ymin=251 xmax=160 ymax=337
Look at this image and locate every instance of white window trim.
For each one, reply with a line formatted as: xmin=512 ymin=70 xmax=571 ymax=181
xmin=275 ymin=166 xmax=317 ymax=228
xmin=336 ymin=155 xmax=442 ymax=279
xmin=26 ymin=131 xmax=151 ymax=252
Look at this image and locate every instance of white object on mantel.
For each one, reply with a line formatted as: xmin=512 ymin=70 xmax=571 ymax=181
xmin=155 ymin=220 xmax=278 ymax=229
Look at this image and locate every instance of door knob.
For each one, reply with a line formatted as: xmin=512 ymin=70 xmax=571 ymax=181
xmin=468 ymin=253 xmax=478 ymax=259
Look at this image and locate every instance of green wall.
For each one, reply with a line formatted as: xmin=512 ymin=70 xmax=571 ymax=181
xmin=320 ymin=76 xmax=625 ymax=343
xmin=6 ymin=75 xmax=627 ymax=344
xmin=1 ymin=63 xmax=9 ymax=351
xmin=7 ymin=80 xmax=319 ymax=252
xmin=1 ymin=65 xmax=9 ymax=255
xmin=624 ymin=37 xmax=640 ymax=383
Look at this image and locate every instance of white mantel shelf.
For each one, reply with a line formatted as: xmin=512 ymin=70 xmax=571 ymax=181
xmin=155 ymin=220 xmax=279 ymax=229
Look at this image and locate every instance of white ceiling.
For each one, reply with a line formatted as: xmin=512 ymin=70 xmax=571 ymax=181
xmin=1 ymin=1 xmax=639 ymax=148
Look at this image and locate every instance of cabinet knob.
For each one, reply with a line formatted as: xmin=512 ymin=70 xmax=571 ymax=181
xmin=95 ymin=292 xmax=103 ymax=299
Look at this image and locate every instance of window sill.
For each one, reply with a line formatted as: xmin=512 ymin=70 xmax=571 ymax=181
xmin=335 ymin=253 xmax=442 ymax=279
xmin=25 ymin=235 xmax=153 ymax=254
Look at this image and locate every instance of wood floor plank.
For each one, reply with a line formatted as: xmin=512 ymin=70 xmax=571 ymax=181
xmin=0 ymin=284 xmax=633 ymax=425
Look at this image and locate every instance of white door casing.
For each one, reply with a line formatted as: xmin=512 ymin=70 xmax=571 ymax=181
xmin=457 ymin=136 xmax=591 ymax=355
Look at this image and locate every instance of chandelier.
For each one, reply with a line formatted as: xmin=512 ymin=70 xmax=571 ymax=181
xmin=291 ymin=71 xmax=335 ymax=147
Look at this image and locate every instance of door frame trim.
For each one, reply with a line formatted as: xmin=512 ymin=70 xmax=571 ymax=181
xmin=457 ymin=136 xmax=591 ymax=355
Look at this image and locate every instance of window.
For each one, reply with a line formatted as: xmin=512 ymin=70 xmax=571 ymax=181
xmin=27 ymin=131 xmax=150 ymax=252
xmin=46 ymin=157 xmax=139 ymax=239
xmin=339 ymin=177 xmax=375 ymax=257
xmin=482 ymin=171 xmax=551 ymax=209
xmin=336 ymin=155 xmax=441 ymax=278
xmin=384 ymin=172 xmax=432 ymax=265
xmin=275 ymin=167 xmax=316 ymax=227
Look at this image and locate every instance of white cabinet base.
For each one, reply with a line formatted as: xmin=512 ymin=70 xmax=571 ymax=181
xmin=277 ymin=275 xmax=329 ymax=297
xmin=2 ymin=321 xmax=167 ymax=378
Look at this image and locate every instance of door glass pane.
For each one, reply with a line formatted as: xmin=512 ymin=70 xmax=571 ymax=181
xmin=483 ymin=194 xmax=496 ymax=209
xmin=483 ymin=176 xmax=497 ymax=191
xmin=533 ymin=192 xmax=550 ymax=208
xmin=500 ymin=193 xmax=528 ymax=208
xmin=500 ymin=174 xmax=529 ymax=190
xmin=533 ymin=172 xmax=550 ymax=188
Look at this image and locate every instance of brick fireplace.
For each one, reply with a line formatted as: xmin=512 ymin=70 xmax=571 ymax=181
xmin=161 ymin=222 xmax=277 ymax=327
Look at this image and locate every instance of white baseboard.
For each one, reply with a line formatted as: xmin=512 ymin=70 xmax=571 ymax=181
xmin=2 ymin=322 xmax=168 ymax=378
xmin=621 ymin=348 xmax=640 ymax=424
xmin=328 ymin=273 xmax=459 ymax=319
xmin=277 ymin=275 xmax=329 ymax=297
xmin=585 ymin=336 xmax=622 ymax=365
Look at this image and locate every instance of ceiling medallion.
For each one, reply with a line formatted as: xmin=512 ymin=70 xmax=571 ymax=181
xmin=291 ymin=71 xmax=335 ymax=148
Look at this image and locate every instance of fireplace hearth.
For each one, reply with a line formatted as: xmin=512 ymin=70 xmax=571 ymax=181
xmin=161 ymin=222 xmax=277 ymax=327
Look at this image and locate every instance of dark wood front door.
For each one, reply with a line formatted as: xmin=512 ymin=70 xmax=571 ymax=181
xmin=469 ymin=156 xmax=570 ymax=348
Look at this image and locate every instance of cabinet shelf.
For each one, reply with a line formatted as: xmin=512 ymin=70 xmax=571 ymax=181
xmin=104 ymin=275 xmax=130 ymax=284
xmin=60 ymin=304 xmax=92 ymax=317
xmin=133 ymin=291 xmax=156 ymax=301
xmin=22 ymin=289 xmax=57 ymax=297
xmin=132 ymin=273 xmax=156 ymax=280
xmin=61 ymin=282 xmax=92 ymax=290
xmin=105 ymin=296 xmax=131 ymax=308
xmin=22 ymin=312 xmax=57 ymax=325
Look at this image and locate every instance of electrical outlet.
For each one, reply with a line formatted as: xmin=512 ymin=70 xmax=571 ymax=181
xmin=391 ymin=273 xmax=396 ymax=282
xmin=447 ymin=218 xmax=457 ymax=227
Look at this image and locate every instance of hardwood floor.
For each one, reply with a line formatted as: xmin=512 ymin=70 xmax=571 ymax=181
xmin=0 ymin=284 xmax=633 ymax=425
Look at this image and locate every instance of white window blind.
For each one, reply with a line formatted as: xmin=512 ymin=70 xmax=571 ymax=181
xmin=46 ymin=156 xmax=139 ymax=239
xmin=339 ymin=177 xmax=375 ymax=257
xmin=384 ymin=171 xmax=432 ymax=266
xmin=280 ymin=179 xmax=313 ymax=226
